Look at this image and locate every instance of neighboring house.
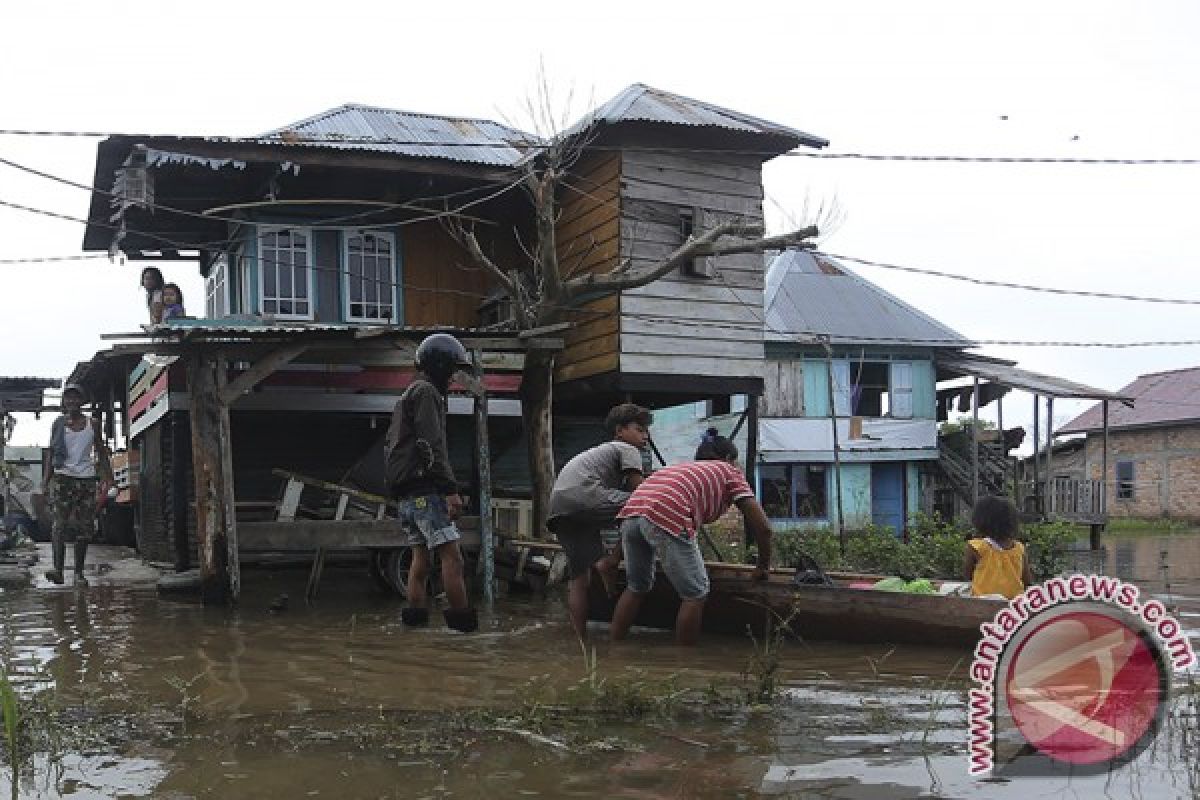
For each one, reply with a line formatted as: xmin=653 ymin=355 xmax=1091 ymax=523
xmin=655 ymin=249 xmax=972 ymax=535
xmin=1058 ymin=366 xmax=1200 ymax=521
xmin=755 ymin=250 xmax=972 ymax=533
xmin=72 ymin=84 xmax=830 ymax=567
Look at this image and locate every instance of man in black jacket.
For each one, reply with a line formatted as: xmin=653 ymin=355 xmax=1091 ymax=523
xmin=385 ymin=333 xmax=476 ymax=632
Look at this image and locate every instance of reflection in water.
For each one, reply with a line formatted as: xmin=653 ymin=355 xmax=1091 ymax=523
xmin=0 ymin=534 xmax=1195 ymax=798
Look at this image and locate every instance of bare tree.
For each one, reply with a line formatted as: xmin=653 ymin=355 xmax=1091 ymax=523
xmin=447 ymin=86 xmax=818 ymax=536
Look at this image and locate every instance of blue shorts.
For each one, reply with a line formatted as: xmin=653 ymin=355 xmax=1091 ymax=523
xmin=620 ymin=516 xmax=709 ymax=601
xmin=398 ymin=495 xmax=461 ymax=550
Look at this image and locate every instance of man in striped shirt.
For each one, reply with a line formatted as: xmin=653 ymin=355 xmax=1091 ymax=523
xmin=611 ymin=428 xmax=774 ymax=645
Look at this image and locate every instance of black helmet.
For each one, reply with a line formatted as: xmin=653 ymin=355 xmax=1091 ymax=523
xmin=415 ymin=333 xmax=473 ymax=383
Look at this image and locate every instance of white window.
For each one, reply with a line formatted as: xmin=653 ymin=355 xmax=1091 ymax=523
xmin=343 ymin=231 xmax=397 ymax=322
xmin=259 ymin=228 xmax=313 ymax=319
xmin=205 ymin=255 xmax=229 ymax=318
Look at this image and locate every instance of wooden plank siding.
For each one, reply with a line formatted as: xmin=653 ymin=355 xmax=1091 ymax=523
xmin=616 ymin=149 xmax=767 ymax=381
xmin=400 ymin=220 xmax=495 ymax=328
xmin=761 ymin=359 xmax=805 ymax=417
xmin=556 ymin=152 xmax=622 ymax=382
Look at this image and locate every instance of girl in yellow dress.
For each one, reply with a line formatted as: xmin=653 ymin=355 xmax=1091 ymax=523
xmin=963 ymin=496 xmax=1033 ymax=599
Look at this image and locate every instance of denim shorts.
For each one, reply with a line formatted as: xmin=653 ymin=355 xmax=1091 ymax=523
xmin=620 ymin=516 xmax=709 ymax=601
xmin=551 ymin=516 xmax=606 ymax=579
xmin=398 ymin=494 xmax=461 ymax=550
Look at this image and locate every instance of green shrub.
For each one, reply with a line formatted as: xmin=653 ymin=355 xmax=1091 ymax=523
xmin=769 ymin=513 xmax=1074 ymax=582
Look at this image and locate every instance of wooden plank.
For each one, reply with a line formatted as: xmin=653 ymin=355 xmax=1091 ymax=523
xmin=621 ymin=317 xmax=760 ymax=338
xmin=621 ymin=333 xmax=763 ymax=359
xmin=620 ymin=180 xmax=764 ymax=216
xmin=623 ymin=198 xmax=763 ymax=228
xmin=621 ymin=166 xmax=765 ymax=201
xmin=128 ymin=358 xmax=149 ymax=387
xmin=621 ymin=353 xmax=764 ymax=378
xmin=623 ymin=281 xmax=763 ymax=306
xmin=187 ymin=353 xmax=239 ymax=605
xmin=221 ymin=343 xmax=308 ymax=406
xmin=555 ymin=352 xmax=619 ymax=383
xmin=564 ymin=314 xmax=619 ymax=345
xmin=557 ymin=230 xmax=620 ymax=269
xmin=472 ymin=349 xmax=495 ymax=604
xmin=563 ymin=332 xmax=620 ymax=363
xmin=129 ymin=370 xmax=169 ymax=420
xmin=621 ymin=149 xmax=764 ymax=185
xmin=556 ymin=203 xmax=618 ymax=246
xmin=240 ymin=519 xmax=410 ymax=550
xmin=621 ymin=294 xmax=763 ymax=324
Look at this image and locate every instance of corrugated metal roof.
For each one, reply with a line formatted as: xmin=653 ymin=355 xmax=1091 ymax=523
xmin=938 ymin=354 xmax=1129 ymax=403
xmin=257 ymin=104 xmax=536 ymax=167
xmin=764 ymin=250 xmax=972 ymax=347
xmin=1058 ymin=366 xmax=1200 ymax=433
xmin=568 ymin=84 xmax=828 ymax=150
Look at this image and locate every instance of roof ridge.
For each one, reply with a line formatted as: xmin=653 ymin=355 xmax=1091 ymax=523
xmin=264 ymin=103 xmax=530 ymax=139
xmin=1136 ymin=365 xmax=1200 ymax=380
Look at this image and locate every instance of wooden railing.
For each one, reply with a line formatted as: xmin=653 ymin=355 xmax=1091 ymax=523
xmin=1047 ymin=477 xmax=1105 ymax=523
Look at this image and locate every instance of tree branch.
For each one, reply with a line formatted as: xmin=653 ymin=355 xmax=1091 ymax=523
xmin=563 ymin=224 xmax=818 ymax=299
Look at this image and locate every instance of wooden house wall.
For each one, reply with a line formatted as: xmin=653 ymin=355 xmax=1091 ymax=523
xmin=401 ymin=221 xmax=498 ymax=328
xmin=556 ymin=153 xmax=622 ymax=383
xmin=617 ymin=150 xmax=766 ymax=379
xmin=761 ymin=359 xmax=805 ymax=417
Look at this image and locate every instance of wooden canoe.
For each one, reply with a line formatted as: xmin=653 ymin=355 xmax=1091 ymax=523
xmin=588 ymin=562 xmax=1007 ymax=647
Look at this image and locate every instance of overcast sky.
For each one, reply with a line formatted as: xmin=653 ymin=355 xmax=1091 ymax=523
xmin=2 ymin=1 xmax=1198 ymax=447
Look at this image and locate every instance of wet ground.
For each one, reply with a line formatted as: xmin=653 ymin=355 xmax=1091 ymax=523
xmin=0 ymin=531 xmax=1197 ymax=799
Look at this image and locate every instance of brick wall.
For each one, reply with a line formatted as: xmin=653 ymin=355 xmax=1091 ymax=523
xmin=1083 ymin=424 xmax=1200 ymax=520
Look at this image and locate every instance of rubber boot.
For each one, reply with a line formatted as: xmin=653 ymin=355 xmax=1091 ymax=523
xmin=45 ymin=538 xmax=66 ymax=584
xmin=444 ymin=607 xmax=478 ymax=634
xmin=401 ymin=607 xmax=430 ymax=627
xmin=74 ymin=540 xmax=89 ymax=586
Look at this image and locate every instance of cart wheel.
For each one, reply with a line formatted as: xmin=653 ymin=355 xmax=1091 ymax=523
xmin=379 ymin=548 xmax=414 ymax=597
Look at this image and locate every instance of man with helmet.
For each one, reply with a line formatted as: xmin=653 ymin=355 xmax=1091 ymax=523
xmin=384 ymin=333 xmax=477 ymax=633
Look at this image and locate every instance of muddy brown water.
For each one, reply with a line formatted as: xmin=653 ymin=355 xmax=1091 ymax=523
xmin=0 ymin=532 xmax=1197 ymax=799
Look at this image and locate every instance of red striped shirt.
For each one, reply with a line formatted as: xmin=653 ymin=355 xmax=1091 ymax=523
xmin=617 ymin=460 xmax=754 ymax=540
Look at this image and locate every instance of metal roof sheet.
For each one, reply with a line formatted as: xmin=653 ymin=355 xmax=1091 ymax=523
xmin=764 ymin=250 xmax=972 ymax=347
xmin=257 ymin=104 xmax=535 ymax=167
xmin=938 ymin=353 xmax=1129 ymax=403
xmin=0 ymin=377 xmax=61 ymax=391
xmin=568 ymin=84 xmax=828 ymax=150
xmin=1058 ymin=366 xmax=1200 ymax=433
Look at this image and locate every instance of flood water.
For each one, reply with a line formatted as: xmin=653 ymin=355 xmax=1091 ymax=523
xmin=0 ymin=531 xmax=1197 ymax=799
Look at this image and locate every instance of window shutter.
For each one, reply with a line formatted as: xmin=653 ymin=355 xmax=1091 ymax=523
xmin=890 ymin=362 xmax=914 ymax=418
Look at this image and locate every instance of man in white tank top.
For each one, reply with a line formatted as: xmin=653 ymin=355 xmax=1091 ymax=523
xmin=43 ymin=385 xmax=111 ymax=585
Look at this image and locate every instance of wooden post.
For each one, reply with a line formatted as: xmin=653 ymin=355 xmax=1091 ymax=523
xmin=0 ymin=398 xmax=8 ymax=517
xmin=187 ymin=352 xmax=240 ymax=605
xmin=1045 ymin=397 xmax=1055 ymax=517
xmin=744 ymin=394 xmax=759 ymax=491
xmin=822 ymin=340 xmax=846 ymax=554
xmin=1032 ymin=395 xmax=1041 ymax=516
xmin=971 ymin=376 xmax=980 ymax=505
xmin=170 ymin=411 xmax=191 ymax=572
xmin=472 ymin=351 xmax=495 ymax=606
xmin=1095 ymin=399 xmax=1110 ymax=550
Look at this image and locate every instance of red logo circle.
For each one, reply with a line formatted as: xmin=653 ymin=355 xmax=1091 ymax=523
xmin=1005 ymin=609 xmax=1166 ymax=766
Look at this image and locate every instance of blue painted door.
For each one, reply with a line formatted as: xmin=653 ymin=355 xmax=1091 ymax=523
xmin=871 ymin=463 xmax=906 ymax=537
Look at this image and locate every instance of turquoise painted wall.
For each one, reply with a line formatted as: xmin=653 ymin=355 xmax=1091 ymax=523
xmin=834 ymin=463 xmax=873 ymax=529
xmin=906 ymin=462 xmax=921 ymax=521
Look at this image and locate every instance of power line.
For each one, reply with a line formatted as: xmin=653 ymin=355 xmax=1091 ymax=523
xmin=2 ymin=127 xmax=1200 ymax=165
xmin=815 ymin=251 xmax=1200 ymax=306
xmin=0 ymin=254 xmax=111 ymax=265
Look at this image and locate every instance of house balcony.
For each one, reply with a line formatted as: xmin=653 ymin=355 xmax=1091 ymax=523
xmin=758 ymin=417 xmax=938 ymax=463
